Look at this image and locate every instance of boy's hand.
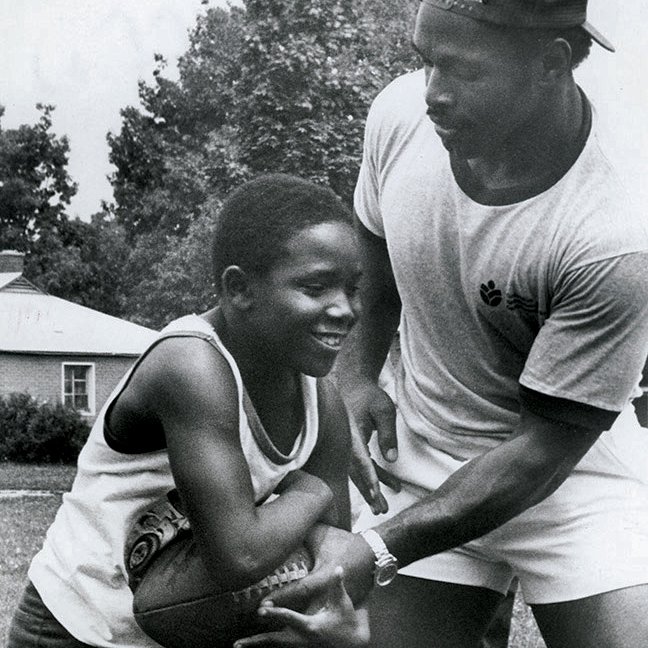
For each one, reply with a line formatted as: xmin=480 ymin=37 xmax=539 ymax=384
xmin=259 ymin=524 xmax=375 ymax=613
xmin=233 ymin=567 xmax=370 ymax=648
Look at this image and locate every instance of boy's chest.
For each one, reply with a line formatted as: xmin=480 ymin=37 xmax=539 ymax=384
xmin=248 ymin=391 xmax=304 ymax=457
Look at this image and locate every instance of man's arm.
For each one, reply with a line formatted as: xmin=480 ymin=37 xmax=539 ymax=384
xmin=375 ymin=404 xmax=604 ymax=567
xmin=265 ymin=402 xmax=609 ymax=607
xmin=334 ymin=216 xmax=402 ymax=471
xmin=300 ymin=379 xmax=355 ymax=531
xmin=335 ymin=215 xmax=401 ymax=386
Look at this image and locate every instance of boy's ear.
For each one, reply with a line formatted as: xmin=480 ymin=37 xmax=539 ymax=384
xmin=220 ymin=266 xmax=254 ymax=309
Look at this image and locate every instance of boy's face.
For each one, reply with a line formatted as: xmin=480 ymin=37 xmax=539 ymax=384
xmin=247 ymin=221 xmax=361 ymax=377
xmin=414 ymin=4 xmax=544 ymax=160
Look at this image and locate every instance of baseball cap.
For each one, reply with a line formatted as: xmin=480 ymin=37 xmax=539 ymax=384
xmin=421 ymin=0 xmax=615 ymax=52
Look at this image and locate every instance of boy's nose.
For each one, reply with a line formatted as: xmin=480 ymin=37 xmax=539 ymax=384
xmin=327 ymin=291 xmax=358 ymax=323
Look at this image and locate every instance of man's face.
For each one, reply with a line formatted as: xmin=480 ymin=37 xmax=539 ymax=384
xmin=413 ymin=4 xmax=544 ymax=160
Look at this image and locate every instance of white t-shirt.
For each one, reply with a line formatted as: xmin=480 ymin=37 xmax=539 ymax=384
xmin=29 ymin=315 xmax=320 ymax=647
xmin=355 ymin=69 xmax=648 ymax=461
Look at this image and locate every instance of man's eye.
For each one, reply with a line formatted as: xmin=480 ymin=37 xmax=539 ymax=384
xmin=451 ymin=63 xmax=481 ymax=81
xmin=303 ymin=284 xmax=326 ymax=295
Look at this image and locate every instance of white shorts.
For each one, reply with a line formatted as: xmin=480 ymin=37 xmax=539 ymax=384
xmin=353 ymin=407 xmax=648 ymax=605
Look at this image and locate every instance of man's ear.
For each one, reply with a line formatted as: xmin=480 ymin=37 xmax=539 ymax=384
xmin=220 ymin=265 xmax=254 ymax=309
xmin=540 ymin=37 xmax=573 ymax=83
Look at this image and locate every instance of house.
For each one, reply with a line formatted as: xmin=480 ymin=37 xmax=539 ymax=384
xmin=0 ymin=250 xmax=157 ymax=424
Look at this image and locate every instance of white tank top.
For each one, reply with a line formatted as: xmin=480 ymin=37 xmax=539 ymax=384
xmin=29 ymin=314 xmax=319 ymax=647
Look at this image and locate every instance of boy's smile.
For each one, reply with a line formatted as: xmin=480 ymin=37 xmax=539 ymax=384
xmin=311 ymin=330 xmax=347 ymax=351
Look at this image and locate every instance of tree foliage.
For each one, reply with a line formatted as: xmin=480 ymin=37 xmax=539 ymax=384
xmin=0 ymin=104 xmax=77 ymax=251
xmin=3 ymin=1 xmax=419 ymax=329
xmin=24 ymin=212 xmax=130 ymax=316
xmin=107 ymin=0 xmax=419 ymax=328
xmin=0 ymin=104 xmax=130 ymax=315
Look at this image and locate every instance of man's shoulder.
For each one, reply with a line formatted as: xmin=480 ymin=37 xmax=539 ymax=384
xmin=369 ymin=69 xmax=427 ymax=126
xmin=550 ymin=161 xmax=648 ymax=269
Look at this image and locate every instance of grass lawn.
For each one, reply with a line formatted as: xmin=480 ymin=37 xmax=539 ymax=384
xmin=0 ymin=462 xmax=76 ymax=646
xmin=0 ymin=462 xmax=545 ymax=647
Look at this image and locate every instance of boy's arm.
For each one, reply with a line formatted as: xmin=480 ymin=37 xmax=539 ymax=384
xmin=123 ymin=336 xmax=333 ymax=591
xmin=300 ymin=378 xmax=354 ymax=531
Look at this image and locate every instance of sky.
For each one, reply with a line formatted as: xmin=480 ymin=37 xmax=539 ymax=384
xmin=0 ymin=0 xmax=230 ymax=219
xmin=0 ymin=0 xmax=646 ymax=220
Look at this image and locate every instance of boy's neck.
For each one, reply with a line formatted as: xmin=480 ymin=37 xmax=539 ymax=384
xmin=203 ymin=307 xmax=304 ymax=455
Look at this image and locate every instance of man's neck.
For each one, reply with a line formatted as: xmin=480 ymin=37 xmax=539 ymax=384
xmin=466 ymin=83 xmax=585 ymax=192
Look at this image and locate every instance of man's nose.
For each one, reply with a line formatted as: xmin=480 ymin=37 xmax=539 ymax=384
xmin=424 ymin=67 xmax=453 ymax=113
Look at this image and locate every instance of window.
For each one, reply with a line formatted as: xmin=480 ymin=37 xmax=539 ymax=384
xmin=62 ymin=363 xmax=95 ymax=415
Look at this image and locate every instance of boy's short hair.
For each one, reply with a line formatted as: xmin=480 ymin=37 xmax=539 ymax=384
xmin=212 ymin=174 xmax=352 ymax=290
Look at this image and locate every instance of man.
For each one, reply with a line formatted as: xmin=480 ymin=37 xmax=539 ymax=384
xmin=263 ymin=2 xmax=648 ymax=647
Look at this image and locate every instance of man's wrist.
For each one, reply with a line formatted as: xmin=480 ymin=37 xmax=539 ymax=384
xmin=358 ymin=528 xmax=399 ymax=587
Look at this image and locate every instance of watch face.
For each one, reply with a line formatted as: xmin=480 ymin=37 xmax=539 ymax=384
xmin=375 ymin=562 xmax=398 ymax=586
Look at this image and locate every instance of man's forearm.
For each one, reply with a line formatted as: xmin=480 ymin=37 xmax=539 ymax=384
xmin=334 ymin=214 xmax=401 ymax=386
xmin=375 ymin=413 xmax=602 ymax=568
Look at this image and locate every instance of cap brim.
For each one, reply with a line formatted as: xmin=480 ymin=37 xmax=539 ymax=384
xmin=583 ymin=21 xmax=615 ymax=53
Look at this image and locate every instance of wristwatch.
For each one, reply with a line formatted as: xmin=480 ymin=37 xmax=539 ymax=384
xmin=359 ymin=529 xmax=398 ymax=586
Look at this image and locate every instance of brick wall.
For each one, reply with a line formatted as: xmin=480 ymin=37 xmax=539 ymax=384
xmin=0 ymin=353 xmax=137 ymax=424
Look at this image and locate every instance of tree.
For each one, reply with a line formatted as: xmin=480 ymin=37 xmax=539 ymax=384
xmin=108 ymin=0 xmax=419 ymax=234
xmin=235 ymin=0 xmax=419 ymax=203
xmin=107 ymin=7 xmax=246 ymax=241
xmin=0 ymin=104 xmax=78 ymax=251
xmin=107 ymin=0 xmax=420 ymax=325
xmin=126 ymin=204 xmax=218 ymax=329
xmin=24 ymin=212 xmax=130 ymax=316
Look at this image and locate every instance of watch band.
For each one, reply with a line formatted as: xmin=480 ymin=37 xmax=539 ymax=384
xmin=359 ymin=529 xmax=398 ymax=586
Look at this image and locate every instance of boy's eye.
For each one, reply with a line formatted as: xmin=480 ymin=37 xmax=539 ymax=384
xmin=346 ymin=284 xmax=360 ymax=298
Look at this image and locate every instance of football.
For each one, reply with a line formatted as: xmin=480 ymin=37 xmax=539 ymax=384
xmin=131 ymin=533 xmax=313 ymax=648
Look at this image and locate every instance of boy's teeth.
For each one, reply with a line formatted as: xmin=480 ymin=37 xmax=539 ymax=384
xmin=316 ymin=333 xmax=341 ymax=346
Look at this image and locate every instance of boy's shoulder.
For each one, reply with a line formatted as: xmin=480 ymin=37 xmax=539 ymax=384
xmin=118 ymin=317 xmax=239 ymax=420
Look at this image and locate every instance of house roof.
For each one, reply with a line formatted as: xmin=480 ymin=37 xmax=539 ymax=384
xmin=0 ymin=273 xmax=42 ymax=293
xmin=0 ymin=288 xmax=157 ymax=356
xmin=0 ymin=273 xmax=23 ymax=289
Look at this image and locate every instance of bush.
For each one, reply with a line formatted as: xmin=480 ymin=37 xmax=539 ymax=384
xmin=0 ymin=393 xmax=90 ymax=464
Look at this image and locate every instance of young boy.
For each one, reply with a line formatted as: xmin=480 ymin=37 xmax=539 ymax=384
xmin=7 ymin=174 xmax=368 ymax=648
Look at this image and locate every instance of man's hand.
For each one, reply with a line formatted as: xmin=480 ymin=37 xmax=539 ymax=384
xmin=233 ymin=567 xmax=370 ymax=648
xmin=348 ymin=418 xmax=390 ymax=515
xmin=345 ymin=380 xmax=400 ymax=513
xmin=260 ymin=524 xmax=376 ymax=612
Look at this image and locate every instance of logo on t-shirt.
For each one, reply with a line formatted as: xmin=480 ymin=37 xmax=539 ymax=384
xmin=479 ymin=280 xmax=502 ymax=307
xmin=506 ymin=293 xmax=539 ymax=315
